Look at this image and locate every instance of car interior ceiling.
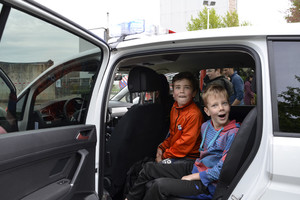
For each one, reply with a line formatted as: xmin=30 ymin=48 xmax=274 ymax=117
xmin=118 ymin=50 xmax=255 ymax=74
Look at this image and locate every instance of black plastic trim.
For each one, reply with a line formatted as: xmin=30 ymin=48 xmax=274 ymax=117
xmin=0 ymin=4 xmax=10 ymax=43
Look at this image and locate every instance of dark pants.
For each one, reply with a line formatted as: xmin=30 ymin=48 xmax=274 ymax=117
xmin=126 ymin=162 xmax=209 ymax=200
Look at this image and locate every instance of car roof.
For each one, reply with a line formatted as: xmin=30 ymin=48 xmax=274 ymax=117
xmin=112 ymin=23 xmax=300 ymax=49
xmin=110 ymin=23 xmax=300 ymax=75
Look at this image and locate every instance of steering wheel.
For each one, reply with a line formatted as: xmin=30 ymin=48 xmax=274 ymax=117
xmin=63 ymin=97 xmax=86 ymax=122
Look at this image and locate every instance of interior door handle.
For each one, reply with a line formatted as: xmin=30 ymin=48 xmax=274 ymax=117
xmin=70 ymin=149 xmax=89 ymax=186
xmin=76 ymin=130 xmax=92 ymax=140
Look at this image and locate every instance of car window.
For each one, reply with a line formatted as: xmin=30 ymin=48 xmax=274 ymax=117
xmin=0 ymin=7 xmax=99 ymax=94
xmin=110 ymin=72 xmax=175 ymax=104
xmin=271 ymin=40 xmax=300 ymax=133
xmin=31 ymin=59 xmax=98 ymax=130
xmin=0 ymin=4 xmax=102 ymax=132
xmin=110 ymin=73 xmax=130 ymax=102
xmin=199 ymin=67 xmax=255 ymax=106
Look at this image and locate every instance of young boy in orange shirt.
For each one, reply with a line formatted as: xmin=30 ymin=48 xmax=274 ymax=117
xmin=156 ymin=72 xmax=204 ymax=163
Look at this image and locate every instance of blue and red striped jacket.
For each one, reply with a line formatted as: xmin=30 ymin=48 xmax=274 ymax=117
xmin=191 ymin=120 xmax=240 ymax=199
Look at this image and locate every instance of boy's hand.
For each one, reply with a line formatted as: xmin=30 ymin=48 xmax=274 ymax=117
xmin=156 ymin=148 xmax=163 ymax=163
xmin=156 ymin=157 xmax=162 ymax=163
xmin=181 ymin=173 xmax=200 ymax=181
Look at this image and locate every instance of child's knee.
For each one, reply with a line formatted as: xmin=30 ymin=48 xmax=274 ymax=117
xmin=143 ymin=161 xmax=155 ymax=170
xmin=142 ymin=162 xmax=155 ymax=174
xmin=151 ymin=178 xmax=169 ymax=191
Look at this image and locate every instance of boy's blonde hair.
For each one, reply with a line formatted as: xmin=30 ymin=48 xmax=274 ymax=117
xmin=202 ymin=84 xmax=229 ymax=106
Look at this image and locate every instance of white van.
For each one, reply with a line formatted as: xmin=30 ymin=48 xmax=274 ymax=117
xmin=0 ymin=1 xmax=299 ymax=200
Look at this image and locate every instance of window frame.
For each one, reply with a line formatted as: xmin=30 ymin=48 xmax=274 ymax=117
xmin=268 ymin=36 xmax=300 ymax=137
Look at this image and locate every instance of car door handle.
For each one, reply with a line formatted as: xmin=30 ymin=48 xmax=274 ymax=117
xmin=70 ymin=149 xmax=89 ymax=186
xmin=76 ymin=130 xmax=92 ymax=140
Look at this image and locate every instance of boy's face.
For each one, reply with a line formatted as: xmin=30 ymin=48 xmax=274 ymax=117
xmin=204 ymin=93 xmax=230 ymax=130
xmin=223 ymin=68 xmax=233 ymax=77
xmin=206 ymin=69 xmax=220 ymax=80
xmin=173 ymin=79 xmax=196 ymax=107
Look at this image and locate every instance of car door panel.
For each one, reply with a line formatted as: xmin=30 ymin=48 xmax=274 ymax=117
xmin=21 ymin=179 xmax=71 ymax=200
xmin=0 ymin=1 xmax=110 ymax=199
xmin=0 ymin=125 xmax=97 ymax=200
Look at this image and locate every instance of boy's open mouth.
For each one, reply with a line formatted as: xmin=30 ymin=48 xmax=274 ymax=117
xmin=218 ymin=114 xmax=226 ymax=118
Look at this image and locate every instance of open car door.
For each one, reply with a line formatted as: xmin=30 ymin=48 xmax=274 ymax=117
xmin=0 ymin=1 xmax=110 ymax=199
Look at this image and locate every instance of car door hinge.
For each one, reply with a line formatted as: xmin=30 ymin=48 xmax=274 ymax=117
xmin=231 ymin=194 xmax=244 ymax=200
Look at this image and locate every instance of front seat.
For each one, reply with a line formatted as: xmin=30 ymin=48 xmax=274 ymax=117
xmin=105 ymin=66 xmax=169 ymax=198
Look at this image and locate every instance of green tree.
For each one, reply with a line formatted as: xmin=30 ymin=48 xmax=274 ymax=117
xmin=221 ymin=10 xmax=239 ymax=27
xmin=278 ymin=75 xmax=300 ymax=132
xmin=187 ymin=7 xmax=222 ymax=30
xmin=187 ymin=7 xmax=250 ymax=31
xmin=285 ymin=0 xmax=300 ymax=22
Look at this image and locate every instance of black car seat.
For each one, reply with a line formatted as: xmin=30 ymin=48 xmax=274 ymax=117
xmin=158 ymin=74 xmax=174 ymax=125
xmin=165 ymin=107 xmax=257 ymax=200
xmin=105 ymin=67 xmax=169 ymax=198
xmin=212 ymin=107 xmax=257 ymax=200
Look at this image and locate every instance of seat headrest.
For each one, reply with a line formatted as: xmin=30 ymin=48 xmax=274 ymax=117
xmin=128 ymin=67 xmax=160 ymax=93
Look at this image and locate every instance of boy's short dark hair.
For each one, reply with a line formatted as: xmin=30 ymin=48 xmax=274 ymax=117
xmin=172 ymin=72 xmax=198 ymax=92
xmin=202 ymin=84 xmax=229 ymax=106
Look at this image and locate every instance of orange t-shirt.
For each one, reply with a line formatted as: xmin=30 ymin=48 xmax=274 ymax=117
xmin=159 ymin=101 xmax=204 ymax=160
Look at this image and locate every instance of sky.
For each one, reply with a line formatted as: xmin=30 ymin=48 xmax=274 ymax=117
xmin=238 ymin=0 xmax=291 ymax=25
xmin=36 ymin=0 xmax=291 ymax=37
xmin=36 ymin=0 xmax=160 ymax=37
xmin=0 ymin=8 xmax=81 ymax=63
